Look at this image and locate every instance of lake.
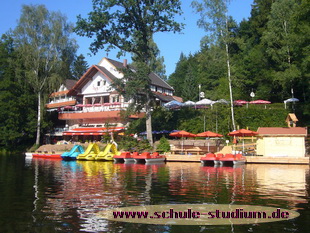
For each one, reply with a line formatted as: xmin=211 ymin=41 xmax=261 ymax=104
xmin=0 ymin=154 xmax=309 ymax=232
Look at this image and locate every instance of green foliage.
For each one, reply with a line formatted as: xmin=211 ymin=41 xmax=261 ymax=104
xmin=72 ymin=54 xmax=89 ymax=80
xmin=117 ymin=136 xmax=152 ymax=152
xmin=128 ymin=104 xmax=294 ymax=138
xmin=75 ymin=0 xmax=183 ymax=57
xmin=0 ymin=35 xmax=37 ymax=150
xmin=13 ymin=4 xmax=77 ymax=145
xmin=75 ymin=0 xmax=184 ymax=145
xmin=169 ymin=0 xmax=309 ymax=127
xmin=156 ymin=136 xmax=170 ymax=152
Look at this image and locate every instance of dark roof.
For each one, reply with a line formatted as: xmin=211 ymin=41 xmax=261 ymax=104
xmin=94 ymin=65 xmax=117 ymax=82
xmin=149 ymin=72 xmax=174 ymax=91
xmin=65 ymin=79 xmax=77 ymax=89
xmin=106 ymin=58 xmax=125 ymax=69
xmin=106 ymin=58 xmax=174 ymax=91
xmin=153 ymin=92 xmax=183 ymax=103
xmin=257 ymin=127 xmax=307 ymax=136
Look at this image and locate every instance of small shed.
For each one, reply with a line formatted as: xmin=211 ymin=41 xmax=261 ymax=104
xmin=285 ymin=113 xmax=298 ymax=127
xmin=256 ymin=127 xmax=307 ymax=157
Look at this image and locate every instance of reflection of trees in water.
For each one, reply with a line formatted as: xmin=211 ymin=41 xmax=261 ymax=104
xmin=31 ymin=159 xmax=309 ymax=232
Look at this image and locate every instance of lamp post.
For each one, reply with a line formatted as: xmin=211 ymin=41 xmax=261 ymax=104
xmin=250 ymin=91 xmax=255 ymax=100
xmin=198 ymin=84 xmax=201 ymax=101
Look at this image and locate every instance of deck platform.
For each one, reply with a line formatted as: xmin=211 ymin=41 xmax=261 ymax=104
xmin=165 ymin=154 xmax=310 ymax=164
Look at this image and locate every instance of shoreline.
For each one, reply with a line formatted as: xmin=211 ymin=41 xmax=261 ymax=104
xmin=165 ymin=154 xmax=310 ymax=164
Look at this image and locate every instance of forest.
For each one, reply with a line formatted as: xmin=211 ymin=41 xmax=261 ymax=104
xmin=0 ymin=0 xmax=309 ymax=151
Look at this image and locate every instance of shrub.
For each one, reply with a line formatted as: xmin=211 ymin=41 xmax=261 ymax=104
xmin=156 ymin=136 xmax=170 ymax=152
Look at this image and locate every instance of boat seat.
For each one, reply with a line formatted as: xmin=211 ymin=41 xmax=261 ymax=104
xmin=152 ymin=152 xmax=159 ymax=157
xmin=132 ymin=152 xmax=139 ymax=157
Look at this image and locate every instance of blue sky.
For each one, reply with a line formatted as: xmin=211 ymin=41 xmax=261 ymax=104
xmin=0 ymin=0 xmax=253 ymax=76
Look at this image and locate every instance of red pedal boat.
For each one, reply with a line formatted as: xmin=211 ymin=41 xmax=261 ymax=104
xmin=32 ymin=152 xmax=62 ymax=159
xmin=219 ymin=153 xmax=246 ymax=165
xmin=113 ymin=152 xmax=134 ymax=163
xmin=200 ymin=153 xmax=221 ymax=166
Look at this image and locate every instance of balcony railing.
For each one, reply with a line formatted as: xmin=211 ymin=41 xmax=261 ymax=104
xmin=58 ymin=102 xmax=131 ymax=113
xmin=48 ymin=96 xmax=75 ymax=104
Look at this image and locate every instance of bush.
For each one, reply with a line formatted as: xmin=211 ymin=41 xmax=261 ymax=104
xmin=156 ymin=136 xmax=170 ymax=152
xmin=28 ymin=144 xmax=40 ymax=152
xmin=117 ymin=136 xmax=152 ymax=152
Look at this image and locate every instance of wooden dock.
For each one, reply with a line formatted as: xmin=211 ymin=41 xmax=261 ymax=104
xmin=165 ymin=154 xmax=310 ymax=164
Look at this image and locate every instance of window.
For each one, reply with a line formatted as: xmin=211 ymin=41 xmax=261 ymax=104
xmin=97 ymin=81 xmax=100 ymax=86
xmin=112 ymin=95 xmax=119 ymax=103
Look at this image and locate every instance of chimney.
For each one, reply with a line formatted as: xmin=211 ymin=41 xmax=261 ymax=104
xmin=123 ymin=59 xmax=127 ymax=68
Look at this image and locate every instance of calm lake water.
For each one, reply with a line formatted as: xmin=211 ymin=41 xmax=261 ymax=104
xmin=0 ymin=154 xmax=309 ymax=232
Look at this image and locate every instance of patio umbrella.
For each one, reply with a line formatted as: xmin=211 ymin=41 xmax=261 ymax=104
xmin=196 ymin=131 xmax=223 ymax=152
xmin=159 ymin=130 xmax=171 ymax=134
xmin=196 ymin=98 xmax=215 ymax=105
xmin=164 ymin=100 xmax=184 ymax=109
xmin=228 ymin=129 xmax=258 ymax=153
xmin=215 ymin=99 xmax=229 ymax=104
xmin=284 ymin=98 xmax=299 ymax=109
xmin=169 ymin=130 xmax=196 ymax=152
xmin=249 ymin=100 xmax=271 ymax=109
xmin=184 ymin=100 xmax=196 ymax=106
xmin=234 ymin=100 xmax=249 ymax=108
xmin=63 ymin=105 xmax=73 ymax=110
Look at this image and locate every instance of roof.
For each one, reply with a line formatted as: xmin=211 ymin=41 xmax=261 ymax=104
xmin=106 ymin=58 xmax=174 ymax=91
xmin=49 ymin=79 xmax=77 ymax=97
xmin=65 ymin=79 xmax=77 ymax=89
xmin=67 ymin=57 xmax=176 ymax=96
xmin=286 ymin=113 xmax=298 ymax=122
xmin=68 ymin=65 xmax=114 ymax=95
xmin=257 ymin=127 xmax=307 ymax=136
xmin=153 ymin=92 xmax=183 ymax=103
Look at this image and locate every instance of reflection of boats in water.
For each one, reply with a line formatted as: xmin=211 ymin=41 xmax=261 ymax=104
xmin=76 ymin=160 xmax=116 ymax=178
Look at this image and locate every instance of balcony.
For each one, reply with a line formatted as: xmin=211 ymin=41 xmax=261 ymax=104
xmin=58 ymin=102 xmax=144 ymax=120
xmin=46 ymin=98 xmax=76 ymax=109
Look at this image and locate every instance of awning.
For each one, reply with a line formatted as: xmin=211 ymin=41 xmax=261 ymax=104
xmin=63 ymin=127 xmax=125 ymax=136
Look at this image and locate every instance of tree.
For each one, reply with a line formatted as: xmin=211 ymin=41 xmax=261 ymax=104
xmin=75 ymin=0 xmax=183 ymax=145
xmin=0 ymin=34 xmax=37 ymax=149
xmin=262 ymin=0 xmax=301 ymax=99
xmin=192 ymin=0 xmax=237 ymax=130
xmin=13 ymin=5 xmax=77 ymax=145
xmin=72 ymin=54 xmax=89 ymax=79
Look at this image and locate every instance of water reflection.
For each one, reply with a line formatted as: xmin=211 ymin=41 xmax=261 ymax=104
xmin=9 ymin=157 xmax=310 ymax=232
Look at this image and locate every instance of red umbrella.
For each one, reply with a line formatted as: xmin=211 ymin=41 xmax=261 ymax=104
xmin=228 ymin=129 xmax=258 ymax=137
xmin=249 ymin=100 xmax=271 ymax=109
xmin=63 ymin=105 xmax=73 ymax=110
xmin=196 ymin=131 xmax=223 ymax=152
xmin=169 ymin=130 xmax=196 ymax=153
xmin=228 ymin=129 xmax=258 ymax=153
xmin=234 ymin=100 xmax=248 ymax=105
xmin=169 ymin=130 xmax=196 ymax=137
xmin=196 ymin=131 xmax=223 ymax=137
xmin=249 ymin=100 xmax=271 ymax=104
